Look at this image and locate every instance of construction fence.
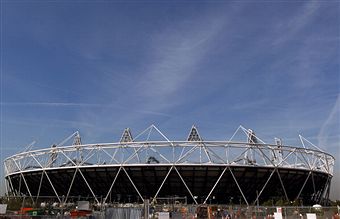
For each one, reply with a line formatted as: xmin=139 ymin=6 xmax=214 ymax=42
xmin=0 ymin=196 xmax=339 ymax=219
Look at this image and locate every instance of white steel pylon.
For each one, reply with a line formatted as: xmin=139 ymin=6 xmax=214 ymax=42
xmin=187 ymin=125 xmax=202 ymax=141
xmin=272 ymin=137 xmax=283 ymax=165
xmin=120 ymin=128 xmax=133 ymax=142
xmin=73 ymin=132 xmax=82 ymax=145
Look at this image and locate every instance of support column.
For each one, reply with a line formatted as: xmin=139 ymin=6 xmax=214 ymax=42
xmin=203 ymin=167 xmax=228 ymax=204
xmin=174 ymin=166 xmax=198 ymax=205
xmin=276 ymin=169 xmax=289 ymax=201
xmin=253 ymin=168 xmax=276 ymax=205
xmin=144 ymin=199 xmax=150 ymax=219
xmin=63 ymin=169 xmax=78 ymax=204
xmin=78 ymin=168 xmax=100 ymax=204
xmin=295 ymin=172 xmax=311 ymax=201
xmin=104 ymin=167 xmax=122 ymax=204
xmin=35 ymin=172 xmax=44 ymax=204
xmin=122 ymin=167 xmax=144 ymax=202
xmin=152 ymin=166 xmax=173 ymax=204
xmin=228 ymin=166 xmax=249 ymax=206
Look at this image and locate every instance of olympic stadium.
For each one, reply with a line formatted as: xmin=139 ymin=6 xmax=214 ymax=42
xmin=3 ymin=125 xmax=335 ymax=206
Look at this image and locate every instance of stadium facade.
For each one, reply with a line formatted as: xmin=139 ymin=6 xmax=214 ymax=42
xmin=3 ymin=125 xmax=334 ymax=205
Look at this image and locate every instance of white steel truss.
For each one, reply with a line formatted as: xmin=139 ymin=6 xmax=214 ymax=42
xmin=3 ymin=125 xmax=335 ymax=205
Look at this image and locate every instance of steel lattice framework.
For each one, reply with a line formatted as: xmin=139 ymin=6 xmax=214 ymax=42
xmin=3 ymin=125 xmax=334 ymax=205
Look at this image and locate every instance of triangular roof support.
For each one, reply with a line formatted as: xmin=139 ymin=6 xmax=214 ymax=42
xmin=299 ymin=134 xmax=324 ymax=152
xmin=57 ymin=131 xmax=81 ymax=147
xmin=239 ymin=126 xmax=266 ymax=144
xmin=120 ymin=128 xmax=133 ymax=143
xmin=187 ymin=125 xmax=202 ymax=141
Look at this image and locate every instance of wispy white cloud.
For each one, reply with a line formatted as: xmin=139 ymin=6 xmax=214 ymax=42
xmin=264 ymin=2 xmax=338 ymax=90
xmin=318 ymin=94 xmax=340 ymax=149
xmin=2 ymin=117 xmax=94 ymax=129
xmin=72 ymin=7 xmax=241 ymax=134
xmin=1 ymin=102 xmax=98 ymax=107
xmin=70 ymin=9 xmax=241 ymax=139
xmin=0 ymin=102 xmax=172 ymax=117
xmin=229 ymin=99 xmax=268 ymax=111
xmin=291 ymin=37 xmax=338 ymax=89
xmin=137 ymin=9 xmax=236 ymax=104
xmin=272 ymin=1 xmax=320 ymax=45
xmin=316 ymin=94 xmax=339 ymax=200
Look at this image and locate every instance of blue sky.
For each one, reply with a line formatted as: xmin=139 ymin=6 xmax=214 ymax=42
xmin=1 ymin=1 xmax=339 ymax=199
